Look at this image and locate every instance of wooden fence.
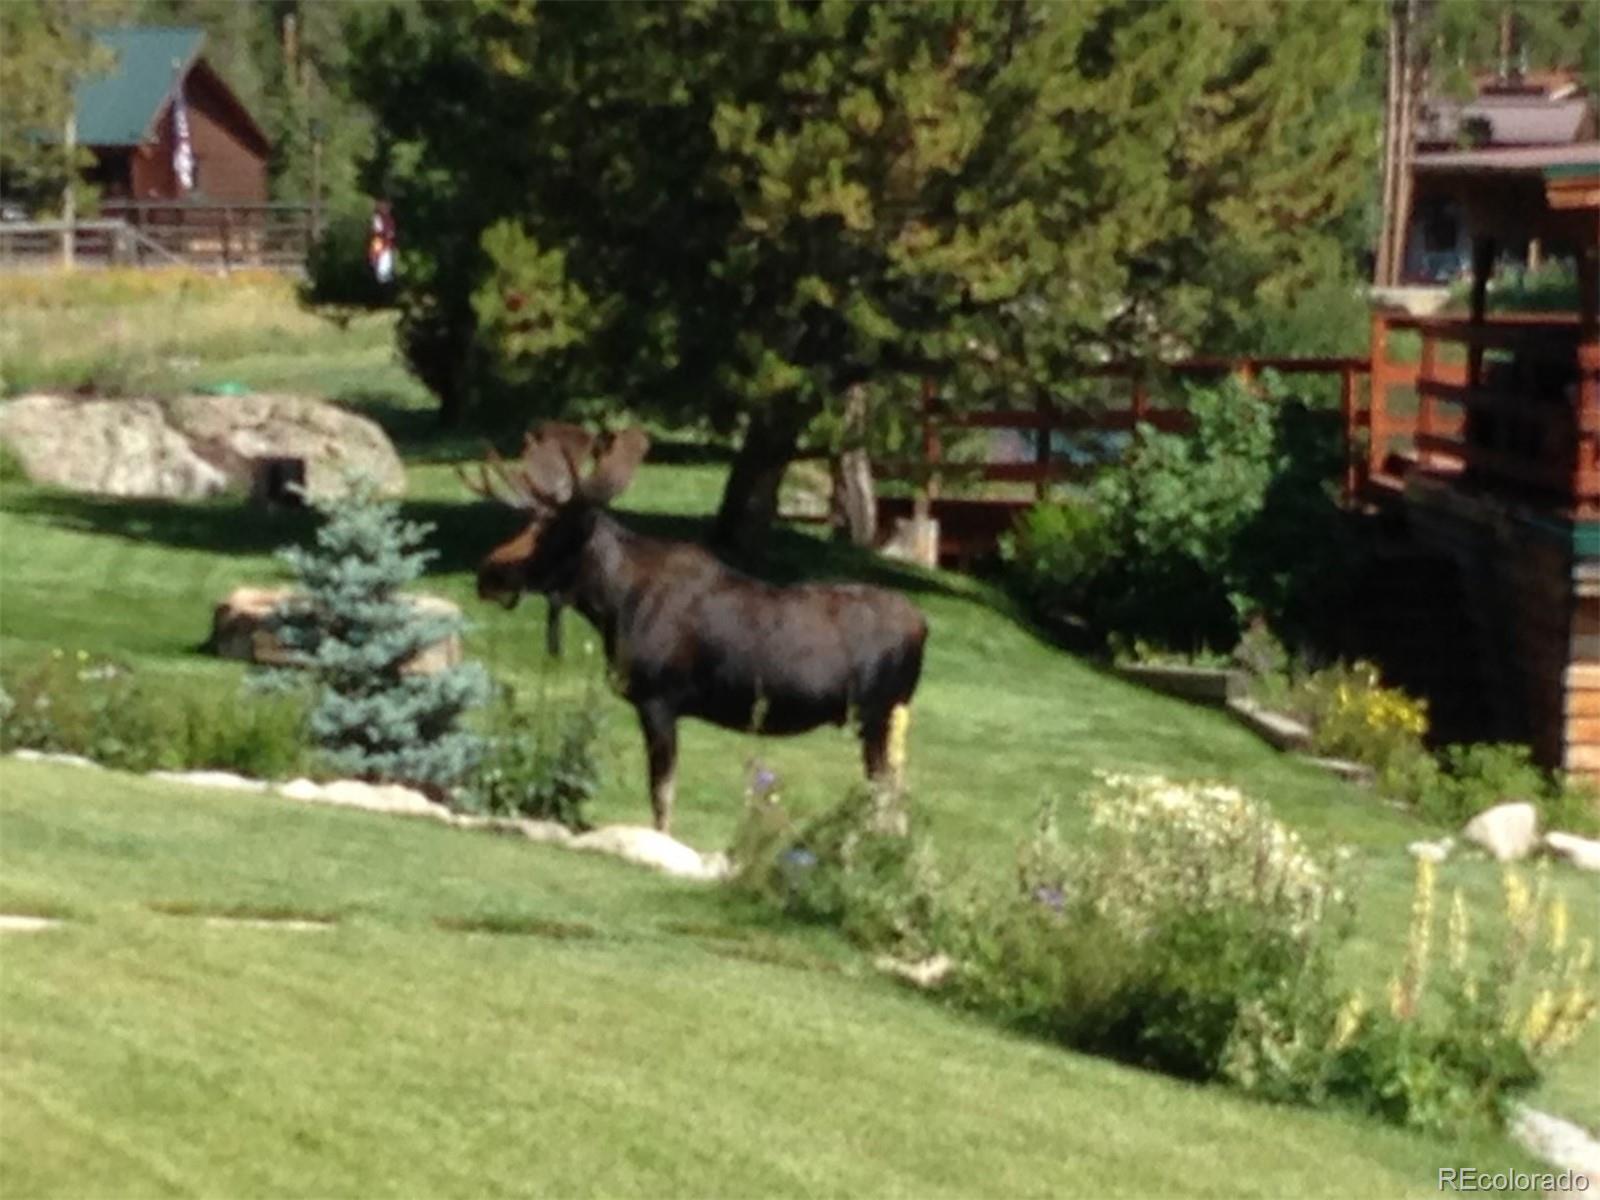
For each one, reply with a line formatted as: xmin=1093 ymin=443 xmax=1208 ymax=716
xmin=0 ymin=202 xmax=316 ymax=272
xmin=799 ymin=357 xmax=1368 ymax=563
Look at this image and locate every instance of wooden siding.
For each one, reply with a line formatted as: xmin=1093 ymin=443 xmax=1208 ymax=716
xmin=117 ymin=69 xmax=267 ymax=203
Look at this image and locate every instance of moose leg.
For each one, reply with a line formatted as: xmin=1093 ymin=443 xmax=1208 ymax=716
xmin=545 ymin=596 xmax=564 ymax=658
xmin=637 ymin=701 xmax=678 ymax=833
xmin=860 ymin=711 xmax=891 ymax=782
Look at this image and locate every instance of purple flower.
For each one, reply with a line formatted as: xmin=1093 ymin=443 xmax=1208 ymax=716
xmin=1032 ymin=885 xmax=1065 ymax=913
xmin=749 ymin=764 xmax=779 ymax=798
xmin=781 ymin=847 xmax=817 ymax=871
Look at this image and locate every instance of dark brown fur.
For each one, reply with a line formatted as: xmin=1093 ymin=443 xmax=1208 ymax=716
xmin=469 ymin=432 xmax=928 ymax=832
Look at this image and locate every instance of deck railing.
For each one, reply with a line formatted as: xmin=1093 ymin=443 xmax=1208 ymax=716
xmin=1367 ymin=310 xmax=1598 ymax=517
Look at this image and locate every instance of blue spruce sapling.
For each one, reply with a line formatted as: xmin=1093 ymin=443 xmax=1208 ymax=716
xmin=267 ymin=474 xmax=488 ymax=792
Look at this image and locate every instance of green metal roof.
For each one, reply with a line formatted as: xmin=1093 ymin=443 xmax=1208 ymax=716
xmin=75 ymin=27 xmax=204 ymax=147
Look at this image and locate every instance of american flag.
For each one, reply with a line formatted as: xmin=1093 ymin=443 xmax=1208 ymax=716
xmin=172 ymin=87 xmax=195 ymax=193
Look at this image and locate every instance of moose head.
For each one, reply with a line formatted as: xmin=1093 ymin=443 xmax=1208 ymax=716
xmin=458 ymin=422 xmax=650 ymax=611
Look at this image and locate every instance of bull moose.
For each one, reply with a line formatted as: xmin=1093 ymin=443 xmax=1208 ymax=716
xmin=461 ymin=424 xmax=929 ymax=833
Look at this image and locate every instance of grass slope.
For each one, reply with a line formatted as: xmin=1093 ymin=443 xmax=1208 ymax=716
xmin=0 ymin=760 xmax=1546 ymax=1198
xmin=1 ymin=274 xmax=1596 ymax=1188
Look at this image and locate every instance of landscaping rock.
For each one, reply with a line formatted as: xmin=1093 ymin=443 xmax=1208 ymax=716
xmin=0 ymin=392 xmax=403 ymax=502
xmin=875 ymin=953 xmax=956 ymax=989
xmin=1463 ymin=801 xmax=1540 ymax=862
xmin=1544 ymin=831 xmax=1600 ymax=873
xmin=1510 ymin=1107 xmax=1600 ymax=1195
xmin=148 ymin=769 xmax=272 ymax=793
xmin=278 ymin=777 xmax=452 ymax=821
xmin=1299 ymin=756 xmax=1377 ymax=786
xmin=207 ymin=586 xmax=463 ymax=675
xmin=1226 ymin=698 xmax=1312 ymax=752
xmin=10 ymin=748 xmax=100 ymax=769
xmin=1116 ymin=663 xmax=1242 ymax=706
xmin=452 ymin=813 xmax=576 ymax=845
xmin=0 ymin=915 xmax=63 ymax=933
xmin=570 ymin=825 xmax=724 ymax=881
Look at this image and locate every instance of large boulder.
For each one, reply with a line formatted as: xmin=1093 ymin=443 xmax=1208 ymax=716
xmin=207 ymin=585 xmax=463 ymax=675
xmin=0 ymin=392 xmax=404 ymax=501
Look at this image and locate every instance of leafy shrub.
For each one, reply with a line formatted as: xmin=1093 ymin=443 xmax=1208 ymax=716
xmin=1002 ymin=375 xmax=1356 ymax=652
xmin=727 ymin=711 xmax=943 ymax=956
xmin=264 ymin=475 xmax=489 ymax=792
xmin=0 ymin=649 xmax=310 ymax=777
xmin=462 ymin=669 xmax=606 ymax=829
xmin=1226 ymin=858 xmax=1597 ymax=1132
xmin=1416 ymin=744 xmax=1600 ymax=837
xmin=946 ymin=773 xmax=1348 ymax=1080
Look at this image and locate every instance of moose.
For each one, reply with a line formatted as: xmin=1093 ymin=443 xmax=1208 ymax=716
xmin=461 ymin=423 xmax=929 ymax=833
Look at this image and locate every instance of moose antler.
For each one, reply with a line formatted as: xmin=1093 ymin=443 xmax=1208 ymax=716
xmin=581 ymin=427 xmax=650 ymax=503
xmin=456 ymin=444 xmax=549 ymax=510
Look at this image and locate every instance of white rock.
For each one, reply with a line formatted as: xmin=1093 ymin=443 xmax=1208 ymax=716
xmin=1545 ymin=831 xmax=1600 ymax=873
xmin=277 ymin=777 xmax=325 ymax=802
xmin=1407 ymin=837 xmax=1453 ymax=863
xmin=1462 ymin=801 xmax=1540 ymax=862
xmin=277 ymin=778 xmax=451 ymax=821
xmin=875 ymin=953 xmax=955 ymax=989
xmin=0 ymin=914 xmax=63 ymax=932
xmin=570 ymin=825 xmax=722 ymax=880
xmin=1510 ymin=1106 xmax=1600 ymax=1191
xmin=147 ymin=770 xmax=271 ymax=792
xmin=10 ymin=749 xmax=99 ymax=769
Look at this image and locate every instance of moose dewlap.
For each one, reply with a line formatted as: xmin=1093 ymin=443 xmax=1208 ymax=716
xmin=461 ymin=422 xmax=929 ymax=833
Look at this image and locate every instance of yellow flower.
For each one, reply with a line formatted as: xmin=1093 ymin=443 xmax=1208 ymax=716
xmin=1332 ymin=991 xmax=1366 ymax=1051
xmin=1503 ymin=868 xmax=1531 ymax=927
xmin=886 ymin=704 xmax=911 ymax=779
xmin=1523 ymin=989 xmax=1556 ymax=1048
xmin=1448 ymin=888 xmax=1469 ymax=974
xmin=1549 ymin=898 xmax=1569 ymax=956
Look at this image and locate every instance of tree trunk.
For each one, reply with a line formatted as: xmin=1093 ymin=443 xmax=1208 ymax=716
xmin=712 ymin=405 xmax=808 ymax=555
xmin=831 ymin=383 xmax=877 ymax=547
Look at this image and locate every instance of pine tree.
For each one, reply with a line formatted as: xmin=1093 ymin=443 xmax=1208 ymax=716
xmin=268 ymin=476 xmax=487 ymax=792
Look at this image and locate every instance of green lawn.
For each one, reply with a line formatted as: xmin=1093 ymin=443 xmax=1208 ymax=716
xmin=2 ymin=274 xmax=1597 ymax=1194
xmin=0 ymin=760 xmax=1553 ymax=1199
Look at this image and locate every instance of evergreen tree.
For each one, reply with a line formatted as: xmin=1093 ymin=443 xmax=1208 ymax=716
xmin=268 ymin=476 xmax=487 ymax=792
xmin=345 ymin=1 xmax=1379 ymax=549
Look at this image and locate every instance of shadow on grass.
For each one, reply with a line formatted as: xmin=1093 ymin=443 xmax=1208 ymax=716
xmin=3 ymin=486 xmax=975 ymax=603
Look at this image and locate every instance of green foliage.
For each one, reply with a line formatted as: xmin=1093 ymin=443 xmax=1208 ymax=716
xmin=1226 ymin=859 xmax=1597 ymax=1133
xmin=728 ymin=764 xmax=943 ymax=958
xmin=265 ymin=475 xmax=488 ymax=790
xmin=461 ymin=671 xmax=606 ymax=830
xmin=944 ymin=775 xmax=1349 ymax=1081
xmin=1418 ymin=744 xmax=1600 ymax=837
xmin=299 ymin=208 xmax=394 ymax=318
xmin=347 ymin=0 xmax=1379 ymax=540
xmin=0 ymin=649 xmax=310 ymax=778
xmin=1003 ymin=375 xmax=1356 ymax=651
xmin=1449 ymin=261 xmax=1589 ymax=315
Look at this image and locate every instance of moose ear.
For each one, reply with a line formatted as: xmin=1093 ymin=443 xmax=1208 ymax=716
xmin=581 ymin=427 xmax=650 ymax=504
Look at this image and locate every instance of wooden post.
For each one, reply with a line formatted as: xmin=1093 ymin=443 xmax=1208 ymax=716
xmin=1034 ymin=394 xmax=1052 ymax=502
xmin=1369 ymin=308 xmax=1391 ymax=479
xmin=916 ymin=377 xmax=940 ymax=518
xmin=1574 ymin=242 xmax=1599 ymax=513
xmin=1418 ymin=329 xmax=1438 ymax=467
xmin=1340 ymin=363 xmax=1359 ymax=502
xmin=221 ymin=206 xmax=233 ymax=273
xmin=1469 ymin=235 xmax=1496 ymax=390
xmin=61 ymin=111 xmax=76 ymax=270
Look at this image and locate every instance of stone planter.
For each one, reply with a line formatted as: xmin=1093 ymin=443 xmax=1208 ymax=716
xmin=207 ymin=586 xmax=462 ymax=675
xmin=1113 ymin=663 xmax=1243 ymax=706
